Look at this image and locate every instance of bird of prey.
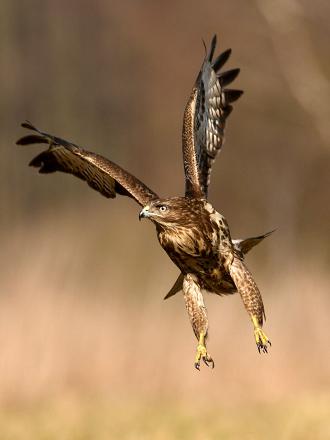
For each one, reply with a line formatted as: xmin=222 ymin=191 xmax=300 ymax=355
xmin=16 ymin=35 xmax=272 ymax=369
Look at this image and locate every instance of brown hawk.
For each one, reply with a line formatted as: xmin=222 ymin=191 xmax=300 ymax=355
xmin=16 ymin=35 xmax=272 ymax=369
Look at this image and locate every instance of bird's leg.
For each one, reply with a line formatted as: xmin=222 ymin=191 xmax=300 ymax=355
xmin=182 ymin=274 xmax=214 ymax=370
xmin=228 ymin=257 xmax=271 ymax=354
xmin=195 ymin=331 xmax=214 ymax=370
xmin=252 ymin=315 xmax=271 ymax=354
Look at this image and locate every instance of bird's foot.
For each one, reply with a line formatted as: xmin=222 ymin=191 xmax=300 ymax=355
xmin=194 ymin=333 xmax=214 ymax=370
xmin=254 ymin=327 xmax=271 ymax=354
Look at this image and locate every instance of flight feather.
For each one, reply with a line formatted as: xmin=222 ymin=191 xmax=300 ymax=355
xmin=16 ymin=122 xmax=158 ymax=207
xmin=182 ymin=35 xmax=243 ymax=197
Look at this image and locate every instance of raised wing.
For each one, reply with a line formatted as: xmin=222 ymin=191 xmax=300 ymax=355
xmin=182 ymin=35 xmax=243 ymax=198
xmin=16 ymin=122 xmax=158 ymax=207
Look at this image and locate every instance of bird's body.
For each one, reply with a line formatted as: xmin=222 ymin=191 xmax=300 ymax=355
xmin=16 ymin=35 xmax=272 ymax=369
xmin=152 ymin=198 xmax=234 ymax=294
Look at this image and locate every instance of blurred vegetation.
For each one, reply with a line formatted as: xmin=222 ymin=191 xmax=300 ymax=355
xmin=0 ymin=396 xmax=329 ymax=439
xmin=0 ymin=0 xmax=330 ymax=438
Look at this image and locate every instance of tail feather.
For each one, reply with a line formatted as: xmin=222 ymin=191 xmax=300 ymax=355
xmin=164 ymin=273 xmax=184 ymax=300
xmin=232 ymin=229 xmax=275 ymax=256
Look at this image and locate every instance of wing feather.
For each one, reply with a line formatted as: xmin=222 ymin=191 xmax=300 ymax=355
xmin=182 ymin=35 xmax=243 ymax=197
xmin=16 ymin=122 xmax=158 ymax=206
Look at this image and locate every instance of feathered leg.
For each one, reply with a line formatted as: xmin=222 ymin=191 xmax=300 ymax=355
xmin=183 ymin=274 xmax=214 ymax=369
xmin=229 ymin=257 xmax=271 ymax=353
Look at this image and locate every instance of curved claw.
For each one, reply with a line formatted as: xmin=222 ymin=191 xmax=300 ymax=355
xmin=194 ymin=332 xmax=215 ymax=370
xmin=202 ymin=356 xmax=215 ymax=368
xmin=258 ymin=344 xmax=268 ymax=354
xmin=195 ymin=346 xmax=214 ymax=370
xmin=254 ymin=327 xmax=271 ymax=354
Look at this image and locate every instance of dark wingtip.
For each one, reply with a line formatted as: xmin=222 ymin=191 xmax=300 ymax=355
xmin=213 ymin=48 xmax=232 ymax=72
xmin=218 ymin=68 xmax=240 ymax=87
xmin=208 ymin=34 xmax=217 ymax=62
xmin=223 ymin=89 xmax=244 ymax=104
xmin=16 ymin=134 xmax=47 ymax=146
xmin=223 ymin=105 xmax=233 ymax=118
xmin=202 ymin=38 xmax=207 ymax=57
xmin=16 ymin=137 xmax=27 ymax=146
xmin=28 ymin=151 xmax=58 ymax=174
xmin=21 ymin=121 xmax=36 ymax=130
xmin=29 ymin=154 xmax=42 ymax=168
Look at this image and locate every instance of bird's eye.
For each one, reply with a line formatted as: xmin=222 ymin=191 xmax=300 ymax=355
xmin=159 ymin=205 xmax=167 ymax=213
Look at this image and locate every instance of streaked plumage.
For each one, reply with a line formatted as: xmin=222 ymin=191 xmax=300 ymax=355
xmin=16 ymin=35 xmax=271 ymax=369
xmin=165 ymin=230 xmax=274 ymax=300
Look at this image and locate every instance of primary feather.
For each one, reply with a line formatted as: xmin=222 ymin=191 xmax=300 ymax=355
xmin=182 ymin=35 xmax=243 ymax=197
xmin=17 ymin=122 xmax=158 ymax=206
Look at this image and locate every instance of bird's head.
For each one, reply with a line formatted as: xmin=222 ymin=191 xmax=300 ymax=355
xmin=139 ymin=199 xmax=175 ymax=225
xmin=139 ymin=197 xmax=201 ymax=228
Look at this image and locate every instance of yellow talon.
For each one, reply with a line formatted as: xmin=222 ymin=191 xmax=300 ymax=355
xmin=194 ymin=332 xmax=214 ymax=370
xmin=254 ymin=327 xmax=271 ymax=353
xmin=251 ymin=315 xmax=271 ymax=353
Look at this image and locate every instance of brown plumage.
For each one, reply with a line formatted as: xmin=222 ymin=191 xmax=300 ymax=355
xmin=164 ymin=230 xmax=275 ymax=300
xmin=17 ymin=122 xmax=158 ymax=206
xmin=16 ymin=35 xmax=271 ymax=369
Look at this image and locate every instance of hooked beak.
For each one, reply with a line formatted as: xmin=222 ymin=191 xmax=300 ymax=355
xmin=139 ymin=205 xmax=150 ymax=221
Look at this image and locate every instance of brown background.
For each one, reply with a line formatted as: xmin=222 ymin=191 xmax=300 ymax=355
xmin=0 ymin=0 xmax=329 ymax=437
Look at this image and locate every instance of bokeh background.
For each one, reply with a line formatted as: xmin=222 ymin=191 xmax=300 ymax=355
xmin=1 ymin=0 xmax=330 ymax=438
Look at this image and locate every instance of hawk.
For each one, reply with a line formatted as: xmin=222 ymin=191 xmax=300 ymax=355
xmin=16 ymin=35 xmax=272 ymax=369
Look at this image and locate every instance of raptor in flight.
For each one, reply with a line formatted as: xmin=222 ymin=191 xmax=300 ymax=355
xmin=17 ymin=35 xmax=272 ymax=369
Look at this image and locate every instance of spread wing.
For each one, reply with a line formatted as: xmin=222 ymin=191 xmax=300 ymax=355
xmin=16 ymin=122 xmax=158 ymax=207
xmin=182 ymin=35 xmax=243 ymax=198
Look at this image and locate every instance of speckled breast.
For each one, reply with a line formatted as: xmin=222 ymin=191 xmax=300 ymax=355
xmin=157 ymin=201 xmax=235 ymax=294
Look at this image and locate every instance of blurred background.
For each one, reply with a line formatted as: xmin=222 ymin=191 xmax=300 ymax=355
xmin=1 ymin=0 xmax=330 ymax=438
